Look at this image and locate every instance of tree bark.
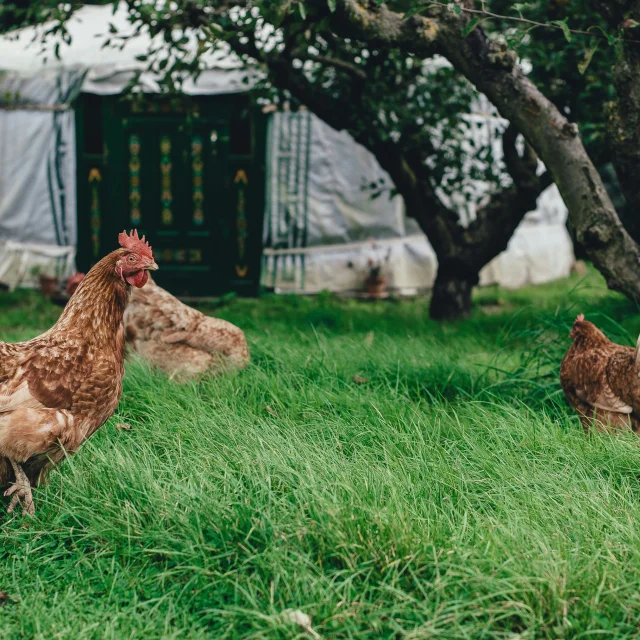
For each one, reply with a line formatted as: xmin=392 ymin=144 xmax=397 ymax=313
xmin=595 ymin=1 xmax=640 ymax=242
xmin=430 ymin=269 xmax=475 ymax=320
xmin=330 ymin=0 xmax=640 ymax=302
xmin=372 ymin=129 xmax=550 ymax=319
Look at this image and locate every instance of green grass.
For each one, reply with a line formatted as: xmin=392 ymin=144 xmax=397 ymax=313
xmin=2 ymin=268 xmax=640 ymax=638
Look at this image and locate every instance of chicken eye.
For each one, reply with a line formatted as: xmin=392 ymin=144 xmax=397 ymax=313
xmin=128 ymin=255 xmax=136 ymax=262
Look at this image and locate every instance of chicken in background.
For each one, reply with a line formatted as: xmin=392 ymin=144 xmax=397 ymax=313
xmin=0 ymin=230 xmax=157 ymax=515
xmin=560 ymin=314 xmax=640 ymax=433
xmin=67 ymin=274 xmax=249 ymax=380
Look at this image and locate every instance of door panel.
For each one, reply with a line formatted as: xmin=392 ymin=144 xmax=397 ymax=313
xmin=120 ymin=118 xmax=230 ymax=295
xmin=83 ymin=95 xmax=266 ymax=297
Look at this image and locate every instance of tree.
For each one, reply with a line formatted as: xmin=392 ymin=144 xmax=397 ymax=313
xmin=484 ymin=0 xmax=636 ymax=242
xmin=12 ymin=0 xmax=640 ymax=316
xmin=6 ymin=0 xmax=557 ymax=320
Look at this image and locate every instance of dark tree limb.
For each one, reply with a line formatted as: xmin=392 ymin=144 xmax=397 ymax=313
xmin=218 ymin=9 xmax=557 ymax=319
xmin=290 ymin=51 xmax=368 ymax=80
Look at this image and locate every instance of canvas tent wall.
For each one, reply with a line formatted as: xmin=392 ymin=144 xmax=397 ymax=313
xmin=0 ymin=3 xmax=255 ymax=289
xmin=262 ymin=109 xmax=573 ymax=295
xmin=0 ymin=2 xmax=573 ymax=295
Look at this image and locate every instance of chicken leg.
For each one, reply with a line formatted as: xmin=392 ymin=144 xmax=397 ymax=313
xmin=4 ymin=460 xmax=34 ymax=516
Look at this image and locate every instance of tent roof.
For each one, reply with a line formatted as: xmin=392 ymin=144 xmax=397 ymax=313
xmin=0 ymin=3 xmax=257 ymax=96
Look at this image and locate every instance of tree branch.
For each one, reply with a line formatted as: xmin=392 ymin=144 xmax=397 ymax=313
xmin=425 ymin=1 xmax=640 ymax=45
xmin=291 ymin=51 xmax=367 ymax=80
xmin=328 ymin=0 xmax=640 ymax=300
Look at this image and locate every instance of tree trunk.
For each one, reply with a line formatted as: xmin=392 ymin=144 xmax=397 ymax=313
xmin=437 ymin=24 xmax=640 ymax=301
xmin=429 ymin=269 xmax=475 ymax=320
xmin=331 ymin=0 xmax=640 ymax=302
xmin=230 ymin=14 xmax=553 ymax=320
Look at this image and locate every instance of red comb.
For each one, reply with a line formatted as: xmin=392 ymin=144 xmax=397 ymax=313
xmin=576 ymin=313 xmax=584 ymax=322
xmin=118 ymin=229 xmax=153 ymax=259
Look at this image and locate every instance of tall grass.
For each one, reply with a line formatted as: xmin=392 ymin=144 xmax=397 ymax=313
xmin=1 ymin=268 xmax=640 ymax=637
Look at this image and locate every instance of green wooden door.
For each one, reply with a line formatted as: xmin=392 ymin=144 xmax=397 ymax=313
xmin=120 ymin=117 xmax=230 ymax=295
xmin=76 ymin=95 xmax=267 ymax=297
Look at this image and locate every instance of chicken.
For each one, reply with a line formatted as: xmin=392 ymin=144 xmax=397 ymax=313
xmin=560 ymin=314 xmax=640 ymax=433
xmin=66 ymin=274 xmax=249 ymax=379
xmin=123 ymin=276 xmax=249 ymax=379
xmin=0 ymin=230 xmax=157 ymax=515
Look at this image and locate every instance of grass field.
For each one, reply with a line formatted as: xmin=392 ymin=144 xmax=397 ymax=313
xmin=2 ymin=269 xmax=640 ymax=638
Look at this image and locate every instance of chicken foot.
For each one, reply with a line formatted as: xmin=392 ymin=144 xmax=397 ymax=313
xmin=4 ymin=460 xmax=34 ymax=516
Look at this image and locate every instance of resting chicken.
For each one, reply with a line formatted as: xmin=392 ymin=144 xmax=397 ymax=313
xmin=0 ymin=230 xmax=157 ymax=515
xmin=123 ymin=276 xmax=249 ymax=379
xmin=560 ymin=314 xmax=640 ymax=433
xmin=68 ymin=274 xmax=249 ymax=379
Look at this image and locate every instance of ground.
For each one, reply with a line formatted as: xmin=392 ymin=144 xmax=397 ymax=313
xmin=1 ymin=269 xmax=640 ymax=638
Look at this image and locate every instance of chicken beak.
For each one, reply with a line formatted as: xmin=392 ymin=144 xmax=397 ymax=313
xmin=146 ymin=260 xmax=159 ymax=271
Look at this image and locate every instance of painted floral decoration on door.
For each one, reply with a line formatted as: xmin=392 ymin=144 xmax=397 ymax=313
xmin=234 ymin=169 xmax=249 ymax=278
xmin=128 ymin=135 xmax=141 ymax=226
xmin=192 ymin=136 xmax=204 ymax=226
xmin=89 ymin=168 xmax=102 ymax=260
xmin=160 ymin=135 xmax=173 ymax=226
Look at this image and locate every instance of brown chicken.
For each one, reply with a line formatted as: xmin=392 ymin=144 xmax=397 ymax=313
xmin=123 ymin=276 xmax=249 ymax=379
xmin=560 ymin=314 xmax=640 ymax=433
xmin=0 ymin=230 xmax=157 ymax=515
xmin=67 ymin=274 xmax=249 ymax=379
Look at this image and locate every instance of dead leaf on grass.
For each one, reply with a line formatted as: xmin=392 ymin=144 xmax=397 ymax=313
xmin=265 ymin=405 xmax=279 ymax=417
xmin=353 ymin=375 xmax=369 ymax=385
xmin=280 ymin=609 xmax=321 ymax=639
xmin=115 ymin=423 xmax=132 ymax=431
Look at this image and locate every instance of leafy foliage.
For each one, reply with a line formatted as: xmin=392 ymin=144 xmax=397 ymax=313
xmin=23 ymin=0 xmax=515 ymax=209
xmin=484 ymin=0 xmax=620 ymax=164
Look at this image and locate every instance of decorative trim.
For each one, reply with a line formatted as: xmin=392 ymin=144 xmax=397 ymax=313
xmin=191 ymin=136 xmax=204 ymax=226
xmin=156 ymin=248 xmax=203 ymax=265
xmin=160 ymin=135 xmax=173 ymax=225
xmin=88 ymin=168 xmax=102 ymax=260
xmin=234 ymin=169 xmax=249 ymax=277
xmin=129 ymin=134 xmax=141 ymax=226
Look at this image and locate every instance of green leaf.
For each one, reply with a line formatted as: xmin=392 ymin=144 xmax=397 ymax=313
xmin=298 ymin=1 xmax=307 ymax=19
xmin=550 ymin=19 xmax=571 ymax=42
xmin=578 ymin=42 xmax=599 ymax=75
xmin=451 ymin=3 xmax=462 ymax=15
xmin=327 ymin=0 xmax=336 ymax=13
xmin=587 ymin=24 xmax=616 ymax=46
xmin=461 ymin=17 xmax=480 ymax=37
xmin=404 ymin=4 xmax=425 ymax=18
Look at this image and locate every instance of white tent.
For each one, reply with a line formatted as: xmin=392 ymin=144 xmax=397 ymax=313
xmin=0 ymin=3 xmax=573 ymax=293
xmin=263 ymin=106 xmax=572 ymax=294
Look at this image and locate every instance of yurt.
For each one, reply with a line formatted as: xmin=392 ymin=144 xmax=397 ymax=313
xmin=0 ymin=2 xmax=573 ymax=297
